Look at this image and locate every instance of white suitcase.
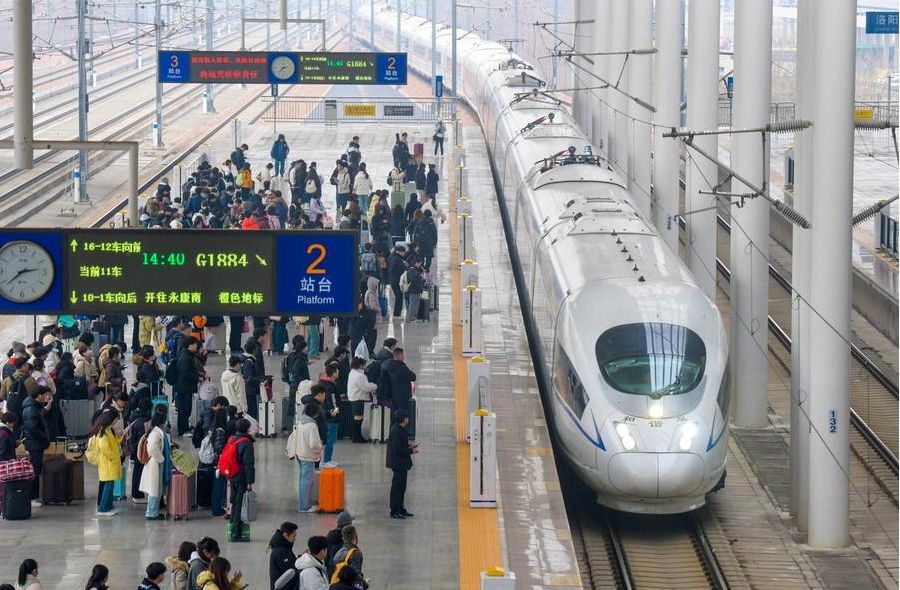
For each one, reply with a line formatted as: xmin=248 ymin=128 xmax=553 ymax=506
xmin=369 ymin=404 xmax=392 ymax=443
xmin=258 ymin=401 xmax=277 ymax=438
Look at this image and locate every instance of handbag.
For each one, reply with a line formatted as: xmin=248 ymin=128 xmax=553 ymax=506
xmin=241 ymin=489 xmax=259 ymax=522
xmin=0 ymin=457 xmax=35 ymax=482
xmin=420 ymin=290 xmax=429 ymax=301
xmin=198 ymin=432 xmax=216 ymax=465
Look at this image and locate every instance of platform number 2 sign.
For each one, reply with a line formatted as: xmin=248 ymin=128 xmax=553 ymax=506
xmin=828 ymin=409 xmax=837 ymax=433
xmin=306 ymin=244 xmax=326 ymax=274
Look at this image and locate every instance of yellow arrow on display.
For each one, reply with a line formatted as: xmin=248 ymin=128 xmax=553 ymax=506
xmin=70 ymin=291 xmax=78 ymax=304
xmin=70 ymin=239 xmax=78 ymax=252
xmin=255 ymin=255 xmax=268 ymax=266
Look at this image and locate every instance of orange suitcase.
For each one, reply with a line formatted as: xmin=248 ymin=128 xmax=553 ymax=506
xmin=318 ymin=467 xmax=345 ymax=513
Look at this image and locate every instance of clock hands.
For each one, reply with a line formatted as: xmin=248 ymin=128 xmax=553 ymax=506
xmin=6 ymin=268 xmax=38 ymax=285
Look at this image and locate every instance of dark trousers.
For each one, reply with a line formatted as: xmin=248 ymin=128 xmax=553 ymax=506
xmin=434 ymin=137 xmax=444 ymax=155
xmin=110 ymin=325 xmax=125 ymax=346
xmin=131 ymin=453 xmax=145 ymax=499
xmin=229 ymin=477 xmax=247 ymax=537
xmin=28 ymin=451 xmax=43 ymax=500
xmin=211 ymin=473 xmax=227 ymax=516
xmin=389 ymin=469 xmax=408 ymax=514
xmin=391 ymin=283 xmax=403 ymax=317
xmin=246 ymin=393 xmax=259 ymax=420
xmin=228 ymin=316 xmax=244 ymax=353
xmin=131 ymin=315 xmax=140 ymax=353
xmin=175 ymin=392 xmax=192 ymax=436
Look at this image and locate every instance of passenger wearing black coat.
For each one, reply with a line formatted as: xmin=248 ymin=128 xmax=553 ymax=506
xmin=0 ymin=414 xmax=17 ymax=461
xmin=425 ymin=165 xmax=439 ymax=198
xmin=383 ymin=349 xmax=416 ymax=413
xmin=268 ymin=524 xmax=300 ymax=590
xmin=22 ymin=389 xmax=51 ymax=502
xmin=386 ymin=409 xmax=418 ymax=518
xmin=174 ymin=337 xmax=204 ymax=436
xmin=387 ymin=247 xmax=408 ymax=318
xmin=228 ymin=421 xmax=255 ymax=543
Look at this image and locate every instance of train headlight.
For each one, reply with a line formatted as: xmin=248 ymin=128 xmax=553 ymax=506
xmin=614 ymin=423 xmax=636 ymax=450
xmin=678 ymin=422 xmax=698 ymax=450
xmin=648 ymin=401 xmax=664 ymax=419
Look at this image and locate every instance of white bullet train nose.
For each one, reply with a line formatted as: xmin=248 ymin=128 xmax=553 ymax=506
xmin=607 ymin=452 xmax=706 ymax=498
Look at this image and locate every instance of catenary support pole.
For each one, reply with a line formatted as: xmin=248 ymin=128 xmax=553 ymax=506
xmin=808 ymin=0 xmax=854 ymax=548
xmin=684 ymin=0 xmax=719 ymax=300
xmin=396 ymin=0 xmax=402 ymax=52
xmin=652 ymin=0 xmax=681 ymax=251
xmin=205 ymin=0 xmax=216 ymax=112
xmin=77 ymin=0 xmax=89 ymax=199
xmin=790 ymin=0 xmax=814 ymax=533
xmin=629 ymin=0 xmax=652 ymax=220
xmin=609 ymin=1 xmax=628 ymax=175
xmin=731 ymin=0 xmax=771 ymax=428
xmin=592 ymin=0 xmax=609 ymax=152
xmin=13 ymin=0 xmax=33 ymax=169
xmin=430 ymin=0 xmax=436 ymax=84
xmin=451 ymin=0 xmax=457 ymax=97
xmin=134 ymin=1 xmax=142 ymax=69
xmin=155 ymin=0 xmax=164 ymax=146
xmin=572 ymin=0 xmax=593 ymax=137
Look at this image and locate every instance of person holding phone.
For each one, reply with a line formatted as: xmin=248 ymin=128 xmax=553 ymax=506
xmin=385 ymin=409 xmax=418 ymax=520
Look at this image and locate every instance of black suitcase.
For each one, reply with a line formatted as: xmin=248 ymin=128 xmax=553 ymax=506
xmin=196 ymin=466 xmax=214 ymax=508
xmin=282 ymin=396 xmax=296 ymax=432
xmin=337 ymin=400 xmax=354 ymax=439
xmin=2 ymin=478 xmax=32 ymax=520
xmin=417 ymin=297 xmax=429 ymax=321
xmin=406 ymin=397 xmax=417 ymax=439
xmin=42 ymin=455 xmax=74 ymax=505
xmin=430 ymin=286 xmax=438 ymax=311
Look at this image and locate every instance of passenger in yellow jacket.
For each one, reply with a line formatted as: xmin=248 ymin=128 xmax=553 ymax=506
xmin=196 ymin=557 xmax=243 ymax=590
xmin=93 ymin=410 xmax=122 ymax=516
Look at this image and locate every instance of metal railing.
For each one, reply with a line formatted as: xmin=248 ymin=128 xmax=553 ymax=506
xmin=258 ymin=96 xmax=457 ymax=123
xmin=718 ymin=100 xmax=796 ymax=127
xmin=878 ymin=210 xmax=899 ymax=259
xmin=718 ymin=99 xmax=899 ymax=128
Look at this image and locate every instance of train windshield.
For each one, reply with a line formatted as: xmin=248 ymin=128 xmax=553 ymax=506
xmin=595 ymin=323 xmax=706 ymax=396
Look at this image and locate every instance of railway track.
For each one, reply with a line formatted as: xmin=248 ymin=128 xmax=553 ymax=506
xmin=712 ymin=215 xmax=899 ymax=504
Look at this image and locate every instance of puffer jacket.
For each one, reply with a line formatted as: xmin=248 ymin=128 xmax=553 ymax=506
xmin=295 ymin=552 xmax=328 ymax=590
xmin=291 ymin=414 xmax=323 ymax=462
xmin=164 ymin=556 xmax=189 ymax=590
xmin=195 ymin=570 xmax=243 ymax=590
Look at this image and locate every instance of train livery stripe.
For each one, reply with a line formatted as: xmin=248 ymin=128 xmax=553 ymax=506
xmin=551 ymin=388 xmax=606 ymax=450
xmin=706 ymin=412 xmax=727 ymax=452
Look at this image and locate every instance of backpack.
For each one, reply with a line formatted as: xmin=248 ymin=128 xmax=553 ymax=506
xmin=162 ymin=333 xmax=180 ymax=363
xmin=305 ymin=178 xmax=316 ymax=193
xmin=363 ymin=360 xmax=381 ymax=389
xmin=330 ymin=548 xmax=358 ymax=584
xmin=136 ymin=432 xmax=151 ymax=465
xmin=281 ymin=350 xmax=299 ymax=383
xmin=164 ymin=357 xmax=178 ymax=386
xmin=121 ymin=417 xmax=143 ymax=459
xmin=5 ymin=375 xmax=26 ymax=421
xmin=360 ymin=252 xmax=377 ymax=274
xmin=415 ymin=220 xmax=437 ymax=249
xmin=85 ymin=434 xmax=101 ymax=466
xmin=191 ymin=418 xmax=206 ymax=449
xmin=198 ymin=431 xmax=216 ymax=464
xmin=218 ymin=436 xmax=242 ymax=479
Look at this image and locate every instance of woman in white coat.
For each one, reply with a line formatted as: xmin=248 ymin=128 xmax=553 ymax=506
xmin=347 ymin=357 xmax=377 ymax=444
xmin=139 ymin=412 xmax=170 ymax=520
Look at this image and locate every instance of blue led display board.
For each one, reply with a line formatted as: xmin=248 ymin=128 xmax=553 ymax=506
xmin=276 ymin=232 xmax=359 ymax=316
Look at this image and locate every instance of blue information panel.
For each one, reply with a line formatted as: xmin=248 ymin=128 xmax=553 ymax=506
xmin=376 ymin=53 xmax=407 ymax=84
xmin=866 ymin=11 xmax=899 ymax=34
xmin=276 ymin=232 xmax=359 ymax=316
xmin=0 ymin=231 xmax=64 ymax=313
xmin=158 ymin=51 xmax=192 ymax=83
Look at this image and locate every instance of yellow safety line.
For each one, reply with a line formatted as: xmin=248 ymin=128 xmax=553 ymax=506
xmin=450 ymin=141 xmax=502 ymax=590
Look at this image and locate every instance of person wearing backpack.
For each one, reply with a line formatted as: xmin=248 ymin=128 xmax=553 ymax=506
xmin=221 ymin=355 xmax=248 ymax=416
xmin=139 ymin=412 xmax=171 ymax=520
xmin=127 ymin=398 xmax=153 ymax=504
xmin=323 ymin=511 xmax=353 ymax=579
xmin=294 ymin=535 xmax=328 ymax=590
xmin=413 ymin=209 xmax=439 ymax=272
xmin=1 ymin=358 xmax=38 ymax=439
xmin=330 ymin=526 xmax=367 ymax=588
xmin=287 ymin=339 xmax=311 ymax=399
xmin=221 ymin=418 xmax=255 ymax=542
xmin=404 ymin=257 xmax=427 ymax=324
xmin=22 ymin=387 xmax=51 ymax=507
xmin=207 ymin=408 xmax=230 ymax=517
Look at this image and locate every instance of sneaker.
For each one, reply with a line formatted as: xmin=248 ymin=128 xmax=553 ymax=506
xmin=96 ymin=510 xmax=118 ymax=517
xmin=302 ymin=505 xmax=320 ymax=513
xmin=131 ymin=497 xmax=148 ymax=505
xmin=231 ymin=536 xmax=251 ymax=543
xmin=400 ymin=509 xmax=415 ymax=517
xmin=390 ymin=512 xmax=406 ymax=519
xmin=30 ymin=500 xmax=42 ymax=508
xmin=145 ymin=514 xmax=166 ymax=521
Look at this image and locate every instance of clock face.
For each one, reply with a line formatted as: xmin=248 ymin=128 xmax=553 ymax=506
xmin=0 ymin=241 xmax=55 ymax=303
xmin=271 ymin=55 xmax=296 ymax=81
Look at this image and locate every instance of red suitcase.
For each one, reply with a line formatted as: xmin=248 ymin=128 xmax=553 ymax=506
xmin=168 ymin=471 xmax=192 ymax=520
xmin=319 ymin=466 xmax=345 ymax=513
xmin=413 ymin=142 xmax=424 ymax=158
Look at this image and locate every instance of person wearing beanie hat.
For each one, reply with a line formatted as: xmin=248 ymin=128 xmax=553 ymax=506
xmin=323 ymin=511 xmax=354 ymax=578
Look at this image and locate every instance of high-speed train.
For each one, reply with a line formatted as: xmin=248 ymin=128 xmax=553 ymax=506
xmin=359 ymin=4 xmax=731 ymax=514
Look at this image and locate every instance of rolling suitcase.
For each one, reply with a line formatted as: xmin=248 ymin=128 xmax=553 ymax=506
xmin=42 ymin=455 xmax=74 ymax=505
xmin=60 ymin=399 xmax=93 ymax=439
xmin=369 ymin=404 xmax=392 ymax=443
xmin=196 ymin=465 xmax=214 ymax=508
xmin=413 ymin=142 xmax=424 ymax=159
xmin=71 ymin=458 xmax=85 ymax=500
xmin=113 ymin=460 xmax=128 ymax=500
xmin=149 ymin=380 xmax=164 ymax=399
xmin=406 ymin=397 xmax=417 ymax=440
xmin=318 ymin=466 xmax=345 ymax=513
xmin=282 ymin=396 xmax=296 ymax=432
xmin=169 ymin=470 xmax=191 ymax=519
xmin=2 ymin=478 xmax=32 ymax=520
xmin=258 ymin=401 xmax=276 ymax=437
xmin=430 ymin=285 xmax=438 ymax=311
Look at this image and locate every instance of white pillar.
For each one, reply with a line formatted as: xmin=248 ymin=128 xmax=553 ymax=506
xmin=730 ymin=1 xmax=772 ymax=428
xmin=592 ymin=0 xmax=609 ymax=150
xmin=572 ymin=0 xmax=594 ymax=135
xmin=13 ymin=0 xmax=33 ymax=169
xmin=628 ymin=0 xmax=651 ymax=219
xmin=790 ymin=0 xmax=815 ymax=532
xmin=608 ymin=1 xmax=629 ymax=174
xmin=652 ymin=0 xmax=682 ymax=251
xmin=684 ymin=0 xmax=719 ymax=300
xmin=807 ymin=0 xmax=854 ymax=548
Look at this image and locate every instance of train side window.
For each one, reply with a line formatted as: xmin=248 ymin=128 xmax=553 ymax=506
xmin=556 ymin=346 xmax=588 ymax=419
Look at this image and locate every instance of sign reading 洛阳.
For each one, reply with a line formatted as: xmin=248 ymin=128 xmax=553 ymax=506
xmin=158 ymin=51 xmax=407 ymax=85
xmin=67 ymin=230 xmax=276 ymax=314
xmin=866 ymin=11 xmax=899 ymax=34
xmin=0 ymin=230 xmax=359 ymax=316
